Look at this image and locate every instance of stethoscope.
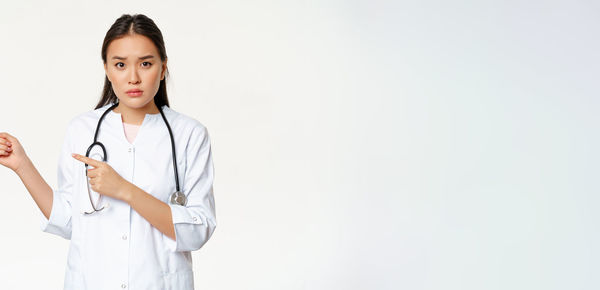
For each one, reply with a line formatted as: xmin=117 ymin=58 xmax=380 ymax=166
xmin=82 ymin=101 xmax=187 ymax=214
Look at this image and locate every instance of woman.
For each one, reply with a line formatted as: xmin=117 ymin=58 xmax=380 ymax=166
xmin=0 ymin=14 xmax=216 ymax=289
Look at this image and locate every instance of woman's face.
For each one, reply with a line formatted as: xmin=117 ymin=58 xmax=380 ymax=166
xmin=104 ymin=33 xmax=167 ymax=111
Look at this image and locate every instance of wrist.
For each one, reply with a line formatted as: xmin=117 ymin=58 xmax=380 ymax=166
xmin=120 ymin=181 xmax=135 ymax=203
xmin=121 ymin=181 xmax=144 ymax=204
xmin=14 ymin=157 xmax=32 ymax=176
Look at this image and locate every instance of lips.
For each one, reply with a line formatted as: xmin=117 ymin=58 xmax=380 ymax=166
xmin=126 ymin=89 xmax=143 ymax=97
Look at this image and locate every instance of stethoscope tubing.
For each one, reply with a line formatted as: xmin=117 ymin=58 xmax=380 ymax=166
xmin=83 ymin=101 xmax=183 ymax=214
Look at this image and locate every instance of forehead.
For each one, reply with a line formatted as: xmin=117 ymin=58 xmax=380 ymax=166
xmin=106 ymin=34 xmax=159 ymax=59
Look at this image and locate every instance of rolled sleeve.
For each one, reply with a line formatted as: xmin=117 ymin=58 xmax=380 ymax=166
xmin=165 ymin=124 xmax=217 ymax=252
xmin=39 ymin=188 xmax=73 ymax=239
xmin=39 ymin=121 xmax=75 ymax=240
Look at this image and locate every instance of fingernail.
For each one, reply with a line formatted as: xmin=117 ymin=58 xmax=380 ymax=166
xmin=72 ymin=153 xmax=77 ymax=157
xmin=6 ymin=142 xmax=11 ymax=146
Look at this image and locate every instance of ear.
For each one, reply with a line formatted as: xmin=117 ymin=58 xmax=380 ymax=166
xmin=161 ymin=58 xmax=168 ymax=81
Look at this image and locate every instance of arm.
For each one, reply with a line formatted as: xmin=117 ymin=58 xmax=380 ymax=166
xmin=1 ymin=133 xmax=54 ymax=219
xmin=121 ymin=124 xmax=216 ymax=250
xmin=15 ymin=157 xmax=54 ymax=220
xmin=71 ymin=153 xmax=176 ymax=240
xmin=121 ymin=183 xmax=176 ymax=240
xmin=163 ymin=124 xmax=217 ymax=252
xmin=1 ymin=128 xmax=75 ymax=240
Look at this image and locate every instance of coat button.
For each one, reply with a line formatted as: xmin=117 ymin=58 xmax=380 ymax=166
xmin=192 ymin=217 xmax=197 ymax=222
xmin=128 ymin=148 xmax=132 ymax=153
xmin=121 ymin=283 xmax=127 ymax=288
xmin=122 ymin=234 xmax=128 ymax=240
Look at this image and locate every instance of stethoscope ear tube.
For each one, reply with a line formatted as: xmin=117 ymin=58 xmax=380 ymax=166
xmin=158 ymin=105 xmax=186 ymax=206
xmin=158 ymin=105 xmax=180 ymax=193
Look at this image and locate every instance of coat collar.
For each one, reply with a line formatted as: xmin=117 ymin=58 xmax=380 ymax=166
xmin=96 ymin=102 xmax=171 ymax=123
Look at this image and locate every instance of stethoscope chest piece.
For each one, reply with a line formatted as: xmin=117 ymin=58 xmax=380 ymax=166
xmin=169 ymin=191 xmax=187 ymax=206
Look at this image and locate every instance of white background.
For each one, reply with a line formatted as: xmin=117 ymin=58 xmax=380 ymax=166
xmin=0 ymin=0 xmax=599 ymax=289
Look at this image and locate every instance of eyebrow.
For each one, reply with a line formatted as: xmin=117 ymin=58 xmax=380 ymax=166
xmin=111 ymin=55 xmax=155 ymax=60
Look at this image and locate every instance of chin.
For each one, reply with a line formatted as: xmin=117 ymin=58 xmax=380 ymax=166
xmin=118 ymin=98 xmax=154 ymax=108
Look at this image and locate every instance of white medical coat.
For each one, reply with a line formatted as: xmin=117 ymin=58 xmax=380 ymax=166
xmin=38 ymin=103 xmax=217 ymax=289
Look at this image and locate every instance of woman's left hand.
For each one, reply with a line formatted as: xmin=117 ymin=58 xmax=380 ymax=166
xmin=72 ymin=153 xmax=131 ymax=201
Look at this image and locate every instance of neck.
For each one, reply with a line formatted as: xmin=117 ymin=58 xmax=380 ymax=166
xmin=113 ymin=102 xmax=160 ymax=125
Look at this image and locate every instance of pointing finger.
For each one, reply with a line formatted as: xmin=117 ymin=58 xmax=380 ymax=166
xmin=72 ymin=153 xmax=104 ymax=168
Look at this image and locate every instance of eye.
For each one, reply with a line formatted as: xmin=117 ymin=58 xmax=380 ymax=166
xmin=142 ymin=62 xmax=152 ymax=67
xmin=115 ymin=62 xmax=125 ymax=68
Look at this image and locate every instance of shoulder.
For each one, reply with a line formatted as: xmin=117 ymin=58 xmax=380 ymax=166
xmin=62 ymin=104 xmax=112 ymax=136
xmin=162 ymin=106 xmax=210 ymax=139
xmin=162 ymin=107 xmax=212 ymax=155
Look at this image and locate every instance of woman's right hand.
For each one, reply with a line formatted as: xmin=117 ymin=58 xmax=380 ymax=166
xmin=0 ymin=132 xmax=29 ymax=173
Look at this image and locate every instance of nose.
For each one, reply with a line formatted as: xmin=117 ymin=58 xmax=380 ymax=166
xmin=128 ymin=66 xmax=141 ymax=85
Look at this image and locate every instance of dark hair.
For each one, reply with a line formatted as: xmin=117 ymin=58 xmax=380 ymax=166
xmin=95 ymin=14 xmax=170 ymax=109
